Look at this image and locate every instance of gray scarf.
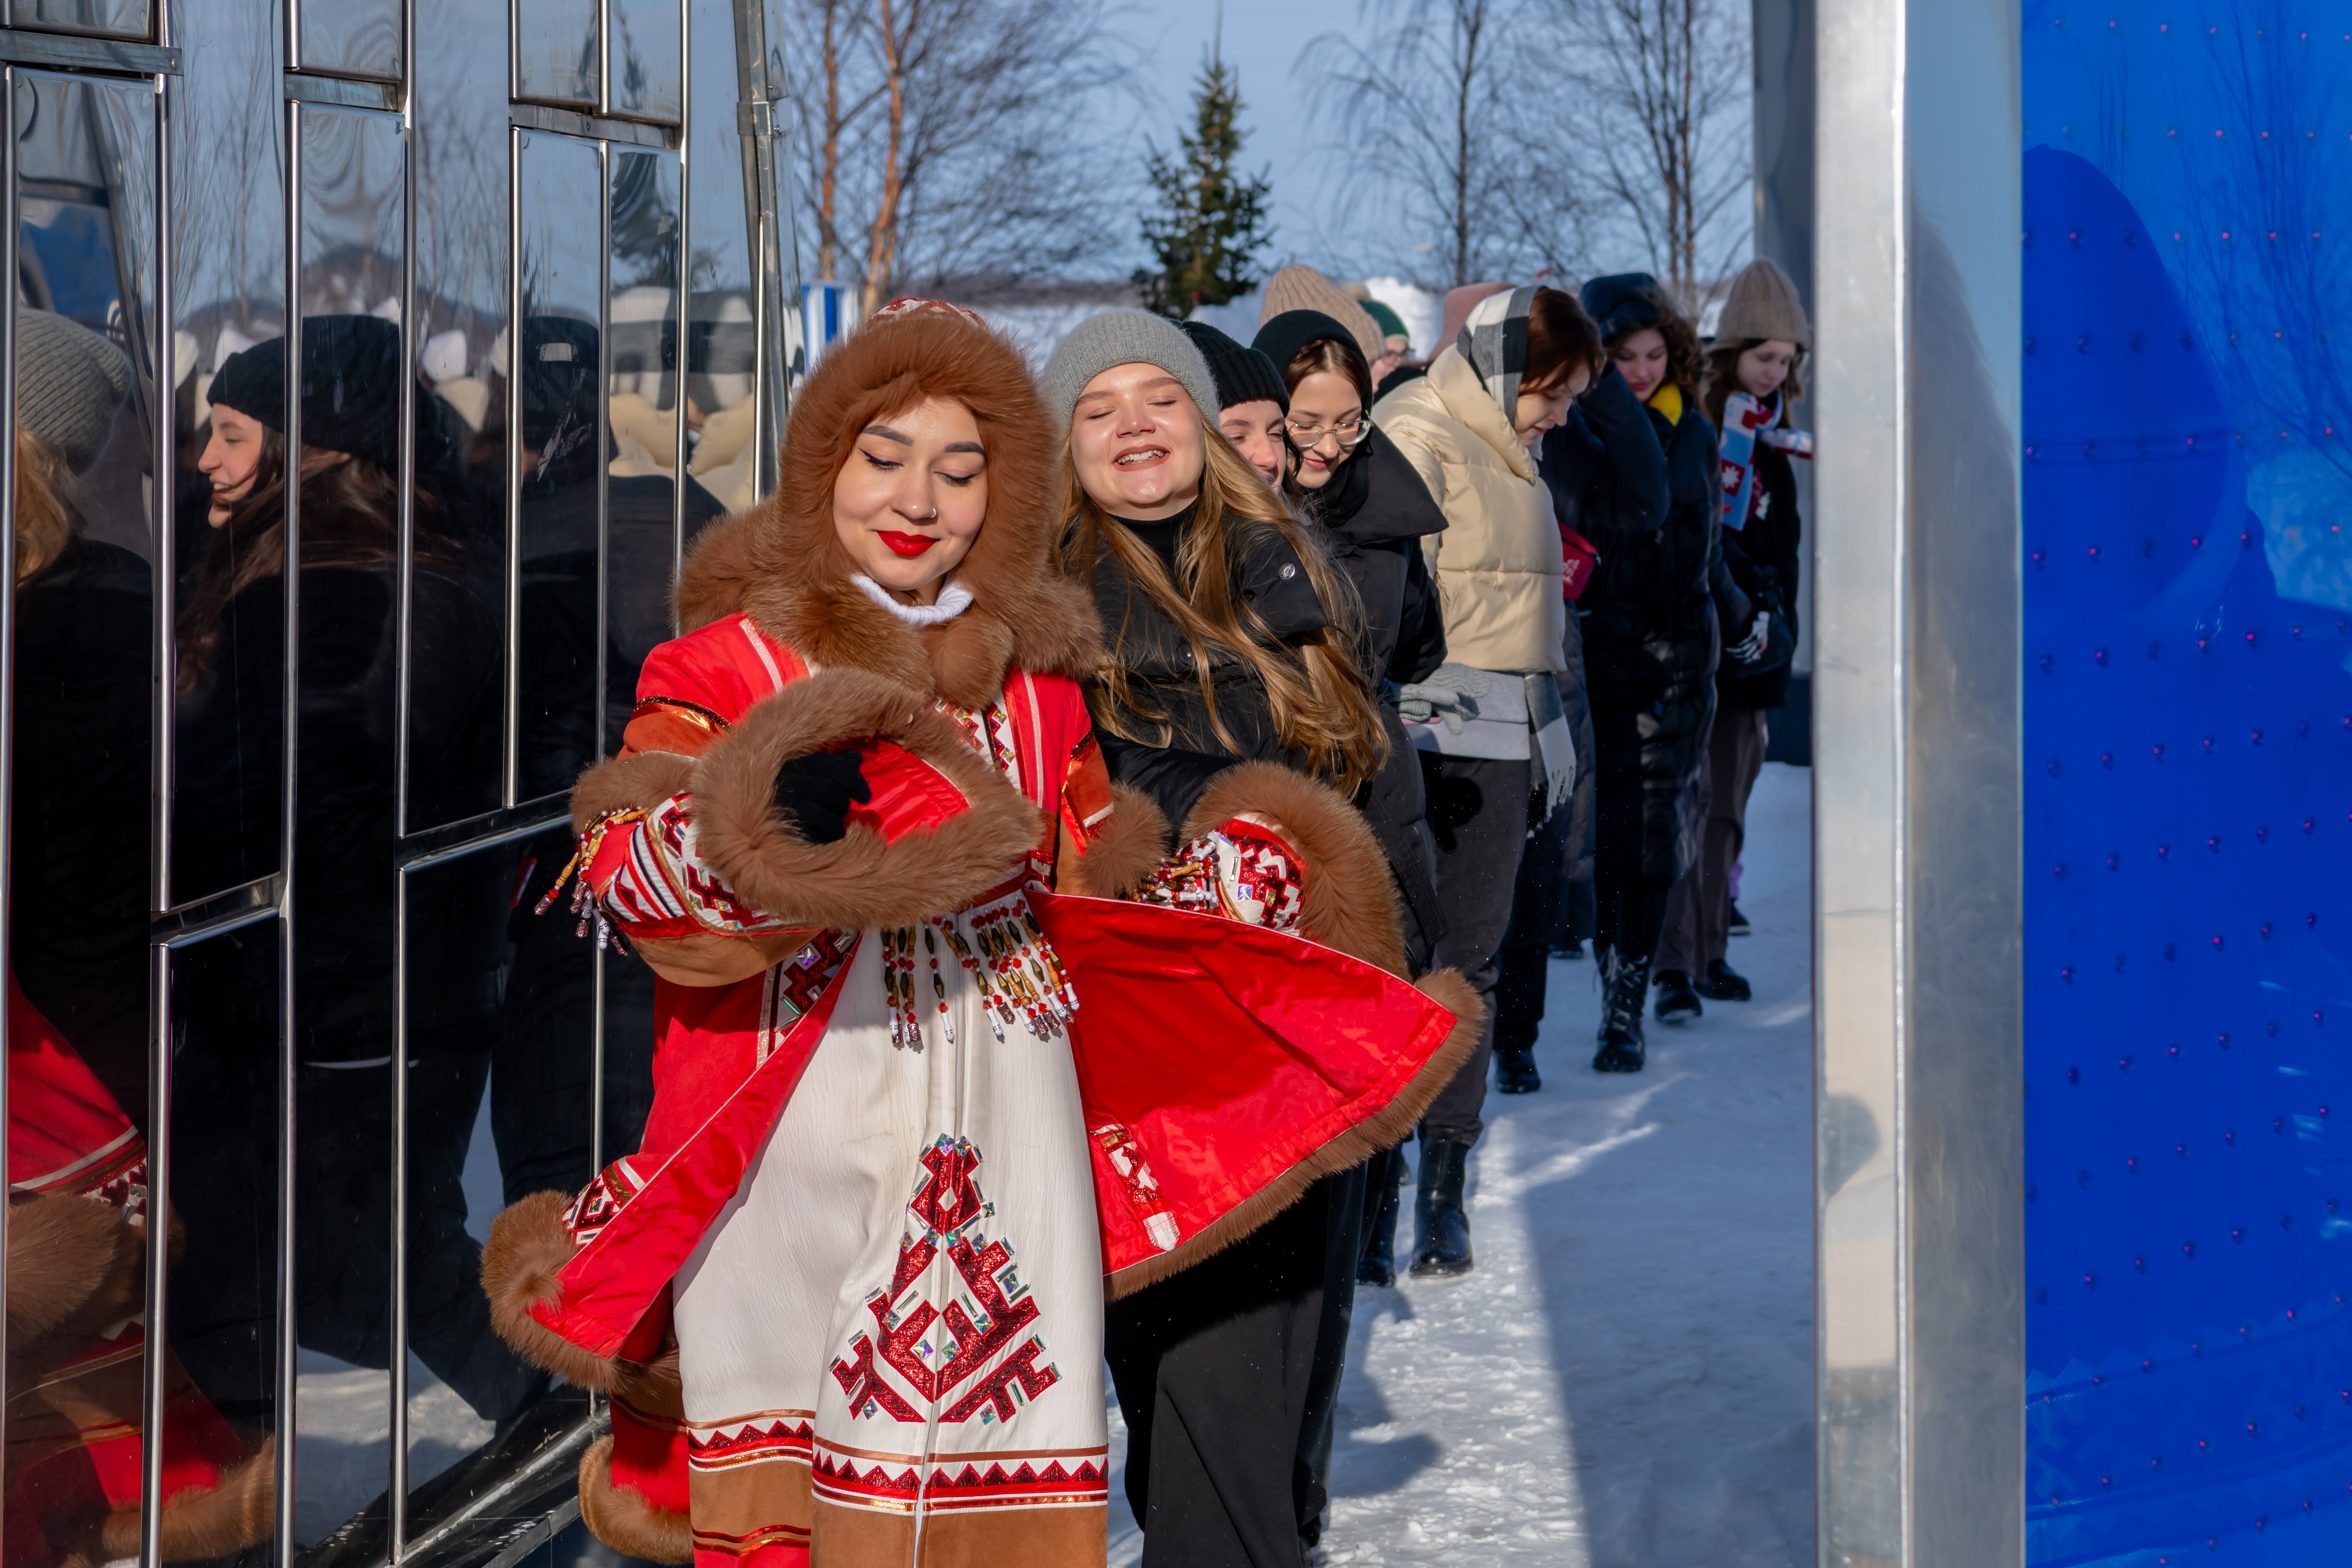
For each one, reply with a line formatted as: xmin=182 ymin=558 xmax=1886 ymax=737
xmin=1456 ymin=286 xmax=1538 ymax=421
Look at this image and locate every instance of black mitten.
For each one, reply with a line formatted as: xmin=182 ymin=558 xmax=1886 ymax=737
xmin=771 ymin=749 xmax=872 ymax=844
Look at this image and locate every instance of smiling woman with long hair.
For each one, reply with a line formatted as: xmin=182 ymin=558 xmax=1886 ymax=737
xmin=1041 ymin=311 xmax=1472 ymax=1565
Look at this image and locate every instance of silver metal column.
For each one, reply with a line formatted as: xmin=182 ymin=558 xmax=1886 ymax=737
xmin=1812 ymin=1 xmax=2023 ymax=1565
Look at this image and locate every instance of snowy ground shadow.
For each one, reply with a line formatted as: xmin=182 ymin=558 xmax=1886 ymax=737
xmin=1318 ymin=763 xmax=1818 ymax=1567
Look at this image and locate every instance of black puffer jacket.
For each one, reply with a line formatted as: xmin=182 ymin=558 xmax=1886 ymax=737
xmin=1569 ymin=391 xmax=1731 ymax=885
xmin=1539 ymin=366 xmax=1670 ymax=885
xmin=1717 ymin=437 xmax=1801 ymax=712
xmin=1088 ymin=502 xmax=1331 ymax=829
xmin=1305 ymin=427 xmax=1449 ymax=969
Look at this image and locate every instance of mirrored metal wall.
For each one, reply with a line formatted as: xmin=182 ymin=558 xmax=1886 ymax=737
xmin=0 ymin=0 xmax=796 ymax=1558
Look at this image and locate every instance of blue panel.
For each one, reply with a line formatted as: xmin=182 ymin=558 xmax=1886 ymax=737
xmin=2025 ymin=8 xmax=2352 ymax=1564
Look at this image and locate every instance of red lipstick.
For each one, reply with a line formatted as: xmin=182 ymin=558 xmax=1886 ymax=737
xmin=877 ymin=530 xmax=938 ymax=558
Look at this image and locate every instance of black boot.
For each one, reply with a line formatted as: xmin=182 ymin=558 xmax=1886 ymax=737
xmin=1653 ymin=968 xmax=1703 ymax=1023
xmin=1495 ymin=1044 xmax=1541 ymax=1094
xmin=1593 ymin=950 xmax=1649 ymax=1072
xmin=1409 ymin=1138 xmax=1474 ymax=1277
xmin=1694 ymin=957 xmax=1753 ymax=1001
xmin=1358 ymin=1157 xmax=1401 ymax=1287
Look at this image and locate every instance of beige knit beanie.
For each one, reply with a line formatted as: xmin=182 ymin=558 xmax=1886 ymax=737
xmin=1716 ymin=257 xmax=1810 ymax=348
xmin=1259 ymin=264 xmax=1386 ymax=366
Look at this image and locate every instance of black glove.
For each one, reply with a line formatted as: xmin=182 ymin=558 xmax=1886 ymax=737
xmin=772 ymin=749 xmax=872 ymax=844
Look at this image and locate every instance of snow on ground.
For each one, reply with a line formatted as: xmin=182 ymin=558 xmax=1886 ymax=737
xmin=1109 ymin=762 xmax=1818 ymax=1568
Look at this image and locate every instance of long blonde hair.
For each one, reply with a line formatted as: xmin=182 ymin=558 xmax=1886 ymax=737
xmin=13 ymin=431 xmax=76 ymax=587
xmin=1059 ymin=414 xmax=1387 ymax=796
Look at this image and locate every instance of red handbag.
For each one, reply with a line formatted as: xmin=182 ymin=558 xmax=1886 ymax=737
xmin=1560 ymin=525 xmax=1598 ymax=601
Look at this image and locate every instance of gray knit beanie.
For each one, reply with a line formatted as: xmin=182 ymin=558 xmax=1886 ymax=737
xmin=1040 ymin=310 xmax=1219 ymax=432
xmin=19 ymin=310 xmax=131 ymax=472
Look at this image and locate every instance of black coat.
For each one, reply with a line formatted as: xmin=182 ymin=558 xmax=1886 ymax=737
xmin=1088 ymin=508 xmax=1330 ymax=830
xmin=1565 ymin=388 xmax=1724 ymax=885
xmin=1305 ymin=427 xmax=1449 ymax=969
xmin=1539 ymin=367 xmax=1669 ymax=883
xmin=1717 ymin=438 xmax=1802 ymax=712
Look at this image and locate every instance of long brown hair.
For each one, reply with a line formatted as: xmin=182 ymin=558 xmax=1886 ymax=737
xmin=1059 ymin=413 xmax=1386 ymax=795
xmin=176 ymin=439 xmax=409 ymax=689
xmin=1701 ymin=338 xmax=1808 ymax=429
xmin=1604 ymin=285 xmax=1704 ymax=405
xmin=14 ymin=431 xmax=78 ymax=587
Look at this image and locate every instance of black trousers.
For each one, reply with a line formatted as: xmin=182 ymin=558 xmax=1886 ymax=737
xmin=1493 ymin=789 xmax=1578 ymax=1057
xmin=1105 ymin=1170 xmax=1363 ymax=1567
xmin=1415 ymin=753 xmax=1531 ymax=1145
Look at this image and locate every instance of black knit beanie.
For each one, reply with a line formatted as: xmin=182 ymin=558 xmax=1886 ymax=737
xmin=209 ymin=315 xmax=403 ymax=471
xmin=1251 ymin=310 xmax=1371 ymax=404
xmin=1177 ymin=319 xmax=1288 ymax=412
xmin=1579 ymin=273 xmax=1664 ymax=342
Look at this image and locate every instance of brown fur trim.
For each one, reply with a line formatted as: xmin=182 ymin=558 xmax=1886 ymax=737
xmin=1057 ymin=784 xmax=1170 ymax=898
xmin=1179 ymin=761 xmax=1410 ymax=977
xmin=579 ymin=1433 xmax=694 ymax=1565
xmin=481 ymin=1192 xmax=631 ymax=1392
xmin=688 ymin=668 xmax=1045 ymax=930
xmin=101 ymin=1437 xmax=277 ymax=1562
xmin=1105 ymin=967 xmax=1484 ymax=1299
xmin=570 ymin=751 xmax=699 ymax=834
xmin=7 ymin=1194 xmax=141 ymax=1343
xmin=670 ymin=311 xmax=1100 ymax=698
xmin=674 ymin=512 xmax=762 ymax=635
xmin=923 ymin=609 xmax=1017 ymax=714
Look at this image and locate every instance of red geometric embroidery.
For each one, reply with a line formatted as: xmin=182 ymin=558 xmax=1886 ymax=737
xmin=1091 ymin=1122 xmax=1180 ymax=1254
xmin=687 ymin=1414 xmax=816 ymax=1469
xmin=780 ymin=930 xmax=855 ymax=1015
xmin=809 ymin=1449 xmax=921 ymax=1508
xmin=828 ymin=1137 xmax=1060 ymax=1426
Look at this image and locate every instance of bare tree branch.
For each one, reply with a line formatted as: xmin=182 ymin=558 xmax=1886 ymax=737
xmin=1303 ymin=0 xmax=1587 ymax=289
xmin=1540 ymin=0 xmax=1750 ymax=303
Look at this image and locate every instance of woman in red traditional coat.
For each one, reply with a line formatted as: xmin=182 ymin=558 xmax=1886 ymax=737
xmin=481 ymin=301 xmax=1473 ymax=1568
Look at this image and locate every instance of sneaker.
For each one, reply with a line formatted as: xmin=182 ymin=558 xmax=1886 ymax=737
xmin=1728 ymin=902 xmax=1752 ymax=937
xmin=1653 ymin=969 xmax=1703 ymax=1023
xmin=1693 ymin=958 xmax=1753 ymax=1002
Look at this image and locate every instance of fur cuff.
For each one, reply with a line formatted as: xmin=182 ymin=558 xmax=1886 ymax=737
xmin=101 ymin=1437 xmax=276 ymax=1562
xmin=1059 ymin=783 xmax=1170 ymax=898
xmin=482 ymin=1194 xmax=682 ymax=1405
xmin=482 ymin=1193 xmax=625 ymax=1392
xmin=1179 ymin=762 xmax=1410 ymax=977
xmin=1105 ymin=967 xmax=1485 ymax=1300
xmin=579 ymin=1433 xmax=693 ymax=1565
xmin=8 ymin=1193 xmax=141 ymax=1343
xmin=571 ymin=751 xmax=698 ymax=834
xmin=688 ymin=668 xmax=1045 ymax=930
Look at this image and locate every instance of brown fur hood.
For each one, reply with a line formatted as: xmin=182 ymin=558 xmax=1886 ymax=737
xmin=673 ymin=305 xmax=1100 ymax=710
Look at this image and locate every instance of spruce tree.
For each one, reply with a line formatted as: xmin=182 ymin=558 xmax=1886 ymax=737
xmin=1134 ymin=49 xmax=1275 ymax=318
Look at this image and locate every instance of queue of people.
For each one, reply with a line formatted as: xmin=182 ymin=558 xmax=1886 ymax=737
xmin=0 ymin=266 xmax=1797 ymax=1568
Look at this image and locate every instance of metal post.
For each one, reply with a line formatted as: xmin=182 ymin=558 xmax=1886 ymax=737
xmin=727 ymin=0 xmax=784 ymax=495
xmin=1812 ymin=1 xmax=2024 ymax=1564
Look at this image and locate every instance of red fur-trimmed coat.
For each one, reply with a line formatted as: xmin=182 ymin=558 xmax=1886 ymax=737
xmin=478 ymin=305 xmax=1478 ymax=1563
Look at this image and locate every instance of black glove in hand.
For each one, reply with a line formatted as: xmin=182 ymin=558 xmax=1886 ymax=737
xmin=772 ymin=749 xmax=872 ymax=844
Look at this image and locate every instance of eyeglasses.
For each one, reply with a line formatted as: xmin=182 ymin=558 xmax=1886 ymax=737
xmin=1283 ymin=412 xmax=1373 ymax=451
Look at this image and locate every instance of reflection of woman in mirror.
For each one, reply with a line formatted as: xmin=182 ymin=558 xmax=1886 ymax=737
xmin=174 ymin=317 xmax=528 ymax=1432
xmin=482 ymin=301 xmax=1474 ymax=1567
xmin=6 ymin=309 xmax=280 ymax=1566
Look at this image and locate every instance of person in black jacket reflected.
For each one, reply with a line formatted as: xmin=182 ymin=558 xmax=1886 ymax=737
xmin=175 ymin=318 xmax=531 ymax=1429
